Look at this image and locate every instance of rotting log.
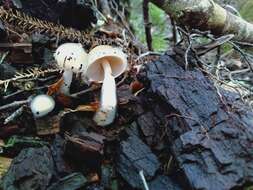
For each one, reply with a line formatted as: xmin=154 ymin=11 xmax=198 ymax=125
xmin=138 ymin=50 xmax=253 ymax=190
xmin=150 ymin=0 xmax=253 ymax=43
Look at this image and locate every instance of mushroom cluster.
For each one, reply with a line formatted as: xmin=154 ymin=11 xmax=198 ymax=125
xmin=54 ymin=43 xmax=127 ymax=126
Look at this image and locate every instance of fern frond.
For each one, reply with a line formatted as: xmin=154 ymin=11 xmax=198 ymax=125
xmin=0 ymin=6 xmax=123 ymax=48
xmin=0 ymin=68 xmax=60 ymax=91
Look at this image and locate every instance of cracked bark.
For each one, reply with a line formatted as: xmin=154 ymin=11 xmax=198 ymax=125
xmin=138 ymin=50 xmax=253 ymax=190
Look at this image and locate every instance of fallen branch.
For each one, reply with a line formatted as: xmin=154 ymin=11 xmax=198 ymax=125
xmin=151 ymin=0 xmax=253 ymax=43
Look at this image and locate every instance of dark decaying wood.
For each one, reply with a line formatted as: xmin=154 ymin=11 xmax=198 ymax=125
xmin=138 ymin=50 xmax=253 ymax=190
xmin=116 ymin=134 xmax=160 ymax=189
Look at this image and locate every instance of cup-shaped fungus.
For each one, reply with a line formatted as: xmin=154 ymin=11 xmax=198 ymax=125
xmin=30 ymin=94 xmax=55 ymax=118
xmin=83 ymin=45 xmax=127 ymax=126
xmin=54 ymin=43 xmax=88 ymax=95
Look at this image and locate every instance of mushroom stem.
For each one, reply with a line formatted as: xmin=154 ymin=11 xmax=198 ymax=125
xmin=60 ymin=70 xmax=73 ymax=95
xmin=93 ymin=59 xmax=117 ymax=126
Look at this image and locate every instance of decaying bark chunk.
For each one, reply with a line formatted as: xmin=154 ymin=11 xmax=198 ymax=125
xmin=50 ymin=135 xmax=72 ymax=177
xmin=65 ymin=131 xmax=105 ymax=171
xmin=1 ymin=146 xmax=55 ymax=190
xmin=141 ymin=51 xmax=253 ymax=190
xmin=116 ymin=135 xmax=160 ymax=189
xmin=149 ymin=175 xmax=183 ymax=190
xmin=47 ymin=172 xmax=87 ymax=190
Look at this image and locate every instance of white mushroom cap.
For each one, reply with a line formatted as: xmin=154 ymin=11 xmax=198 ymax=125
xmin=54 ymin=43 xmax=88 ymax=73
xmin=83 ymin=45 xmax=127 ymax=82
xmin=30 ymin=95 xmax=55 ymax=118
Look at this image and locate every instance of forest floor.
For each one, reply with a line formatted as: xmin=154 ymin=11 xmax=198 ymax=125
xmin=1 ymin=1 xmax=253 ymax=190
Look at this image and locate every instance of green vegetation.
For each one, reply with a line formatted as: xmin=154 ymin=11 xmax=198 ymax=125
xmin=129 ymin=0 xmax=169 ymax=51
xmin=240 ymin=0 xmax=253 ymax=22
xmin=129 ymin=0 xmax=253 ymax=52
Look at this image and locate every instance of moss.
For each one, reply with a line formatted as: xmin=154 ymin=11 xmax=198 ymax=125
xmin=149 ymin=3 xmax=168 ymax=51
xmin=244 ymin=186 xmax=253 ymax=190
xmin=221 ymin=43 xmax=233 ymax=54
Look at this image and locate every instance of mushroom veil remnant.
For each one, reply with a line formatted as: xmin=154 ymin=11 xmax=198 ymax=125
xmin=83 ymin=45 xmax=127 ymax=126
xmin=54 ymin=43 xmax=88 ymax=95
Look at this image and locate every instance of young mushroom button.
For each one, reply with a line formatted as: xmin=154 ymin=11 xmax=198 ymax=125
xmin=54 ymin=43 xmax=88 ymax=95
xmin=30 ymin=94 xmax=55 ymax=118
xmin=83 ymin=45 xmax=127 ymax=126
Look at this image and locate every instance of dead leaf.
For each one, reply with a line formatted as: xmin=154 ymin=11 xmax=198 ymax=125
xmin=130 ymin=80 xmax=144 ymax=93
xmin=35 ymin=115 xmax=60 ymax=136
xmin=0 ymin=157 xmax=12 ymax=178
xmin=47 ymin=78 xmax=64 ymax=96
xmin=87 ymin=172 xmax=100 ymax=183
xmin=57 ymin=93 xmax=72 ymax=107
xmin=75 ymin=101 xmax=100 ymax=112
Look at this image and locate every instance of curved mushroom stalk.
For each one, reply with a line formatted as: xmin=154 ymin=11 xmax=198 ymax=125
xmin=93 ymin=59 xmax=117 ymax=126
xmin=60 ymin=70 xmax=73 ymax=95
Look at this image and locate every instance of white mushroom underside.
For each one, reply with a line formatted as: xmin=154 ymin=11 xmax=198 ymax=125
xmin=93 ymin=59 xmax=117 ymax=126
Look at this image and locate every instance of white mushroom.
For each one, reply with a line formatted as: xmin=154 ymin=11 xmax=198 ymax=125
xmin=30 ymin=94 xmax=55 ymax=118
xmin=54 ymin=43 xmax=88 ymax=95
xmin=83 ymin=45 xmax=127 ymax=126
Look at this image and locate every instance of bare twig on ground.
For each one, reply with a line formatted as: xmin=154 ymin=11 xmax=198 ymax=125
xmin=4 ymin=106 xmax=25 ymax=124
xmin=70 ymin=84 xmax=101 ymax=98
xmin=0 ymin=100 xmax=29 ymax=112
xmin=135 ymin=51 xmax=162 ymax=62
xmin=171 ymin=18 xmax=178 ymax=44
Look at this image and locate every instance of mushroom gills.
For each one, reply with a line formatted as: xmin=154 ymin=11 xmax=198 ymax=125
xmin=93 ymin=59 xmax=117 ymax=126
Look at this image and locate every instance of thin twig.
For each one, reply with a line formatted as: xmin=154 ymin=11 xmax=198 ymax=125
xmin=135 ymin=51 xmax=162 ymax=62
xmin=70 ymin=85 xmax=100 ymax=98
xmin=139 ymin=170 xmax=150 ymax=190
xmin=171 ymin=18 xmax=178 ymax=44
xmin=0 ymin=51 xmax=9 ymax=64
xmin=0 ymin=100 xmax=29 ymax=112
xmin=4 ymin=106 xmax=24 ymax=124
xmin=143 ymin=0 xmax=153 ymax=51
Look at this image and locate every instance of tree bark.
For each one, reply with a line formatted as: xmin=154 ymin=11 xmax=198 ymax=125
xmin=138 ymin=49 xmax=253 ymax=190
xmin=150 ymin=0 xmax=253 ymax=43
